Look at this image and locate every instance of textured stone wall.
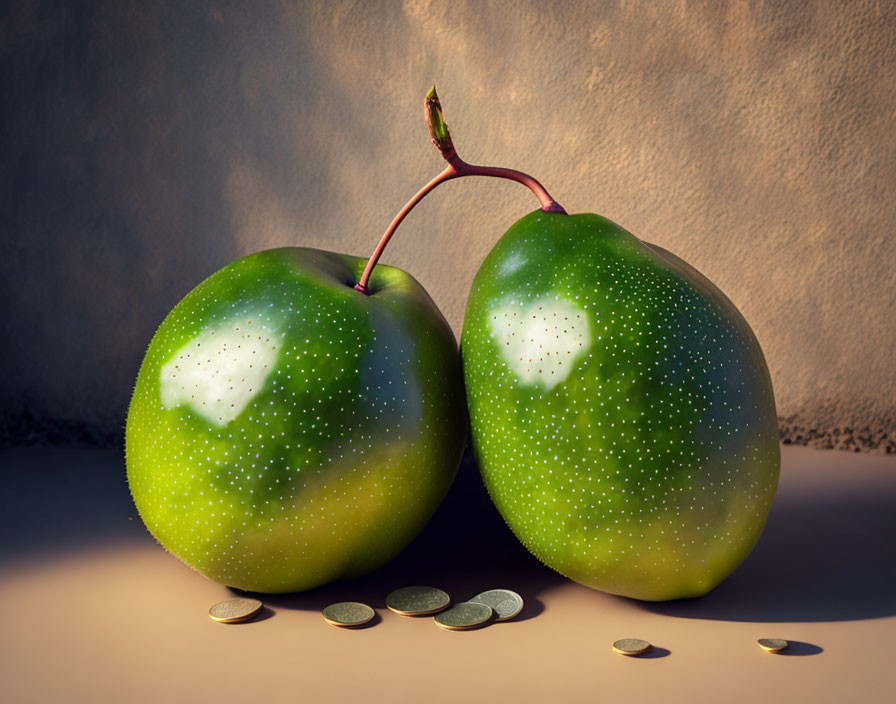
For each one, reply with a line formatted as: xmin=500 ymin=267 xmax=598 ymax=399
xmin=2 ymin=1 xmax=894 ymax=451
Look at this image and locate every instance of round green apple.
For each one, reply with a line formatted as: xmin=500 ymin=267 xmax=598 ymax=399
xmin=126 ymin=247 xmax=465 ymax=593
xmin=462 ymin=211 xmax=780 ymax=601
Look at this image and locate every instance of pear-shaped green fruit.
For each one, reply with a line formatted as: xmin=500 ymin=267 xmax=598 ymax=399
xmin=462 ymin=211 xmax=779 ymax=601
xmin=126 ymin=248 xmax=465 ymax=593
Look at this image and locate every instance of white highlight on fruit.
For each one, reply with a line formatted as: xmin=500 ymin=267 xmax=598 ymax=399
xmin=160 ymin=321 xmax=280 ymax=425
xmin=490 ymin=299 xmax=591 ymax=390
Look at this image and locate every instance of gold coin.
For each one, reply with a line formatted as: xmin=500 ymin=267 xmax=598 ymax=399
xmin=386 ymin=586 xmax=450 ymax=616
xmin=469 ymin=589 xmax=524 ymax=621
xmin=434 ymin=602 xmax=494 ymax=631
xmin=757 ymin=638 xmax=789 ymax=653
xmin=612 ymin=638 xmax=652 ymax=656
xmin=321 ymin=602 xmax=375 ymax=628
xmin=208 ymin=598 xmax=263 ymax=623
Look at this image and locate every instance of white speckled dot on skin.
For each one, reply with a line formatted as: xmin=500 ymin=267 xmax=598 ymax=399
xmin=462 ymin=211 xmax=780 ymax=601
xmin=126 ymin=247 xmax=466 ymax=593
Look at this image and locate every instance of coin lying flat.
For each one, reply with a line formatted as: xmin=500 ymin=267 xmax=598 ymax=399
xmin=322 ymin=601 xmax=375 ymax=628
xmin=386 ymin=586 xmax=450 ymax=616
xmin=469 ymin=589 xmax=524 ymax=621
xmin=757 ymin=638 xmax=789 ymax=653
xmin=434 ymin=602 xmax=494 ymax=631
xmin=612 ymin=638 xmax=652 ymax=656
xmin=208 ymin=598 xmax=263 ymax=623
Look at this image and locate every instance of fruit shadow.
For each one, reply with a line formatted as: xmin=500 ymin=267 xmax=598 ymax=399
xmin=0 ymin=448 xmax=149 ymax=566
xmin=641 ymin=451 xmax=896 ymax=623
xmin=234 ymin=448 xmax=564 ymax=616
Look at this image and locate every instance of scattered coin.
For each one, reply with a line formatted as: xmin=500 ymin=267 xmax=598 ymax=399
xmin=469 ymin=589 xmax=524 ymax=621
xmin=757 ymin=638 xmax=789 ymax=653
xmin=322 ymin=601 xmax=375 ymax=628
xmin=386 ymin=586 xmax=451 ymax=616
xmin=612 ymin=638 xmax=652 ymax=656
xmin=434 ymin=602 xmax=494 ymax=631
xmin=208 ymin=598 xmax=263 ymax=624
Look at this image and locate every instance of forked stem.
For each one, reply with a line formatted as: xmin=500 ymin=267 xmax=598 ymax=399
xmin=354 ymin=86 xmax=566 ymax=294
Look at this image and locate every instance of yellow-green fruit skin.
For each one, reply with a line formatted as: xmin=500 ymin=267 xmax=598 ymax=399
xmin=126 ymin=248 xmax=466 ymax=593
xmin=462 ymin=211 xmax=779 ymax=601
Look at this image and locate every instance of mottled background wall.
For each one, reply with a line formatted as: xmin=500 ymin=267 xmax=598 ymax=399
xmin=2 ymin=0 xmax=894 ymax=451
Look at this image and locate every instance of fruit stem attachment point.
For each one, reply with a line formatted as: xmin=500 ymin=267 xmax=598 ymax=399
xmin=354 ymin=86 xmax=566 ymax=295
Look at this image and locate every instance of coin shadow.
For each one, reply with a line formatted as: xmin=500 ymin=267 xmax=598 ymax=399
xmin=225 ymin=605 xmax=275 ymax=624
xmin=638 ymin=647 xmax=671 ymax=659
xmin=776 ymin=641 xmax=823 ymax=656
xmin=346 ymin=611 xmax=382 ymax=630
xmin=509 ymin=595 xmax=544 ymax=623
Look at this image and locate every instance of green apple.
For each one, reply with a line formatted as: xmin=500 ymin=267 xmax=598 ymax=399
xmin=462 ymin=211 xmax=779 ymax=601
xmin=126 ymin=247 xmax=465 ymax=593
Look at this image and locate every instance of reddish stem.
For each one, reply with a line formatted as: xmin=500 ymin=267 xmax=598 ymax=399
xmin=441 ymin=144 xmax=566 ymax=214
xmin=354 ymin=165 xmax=459 ymax=294
xmin=354 ymin=89 xmax=566 ymax=295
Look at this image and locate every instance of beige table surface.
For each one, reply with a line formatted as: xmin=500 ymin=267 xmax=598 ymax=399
xmin=2 ymin=444 xmax=894 ymax=703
